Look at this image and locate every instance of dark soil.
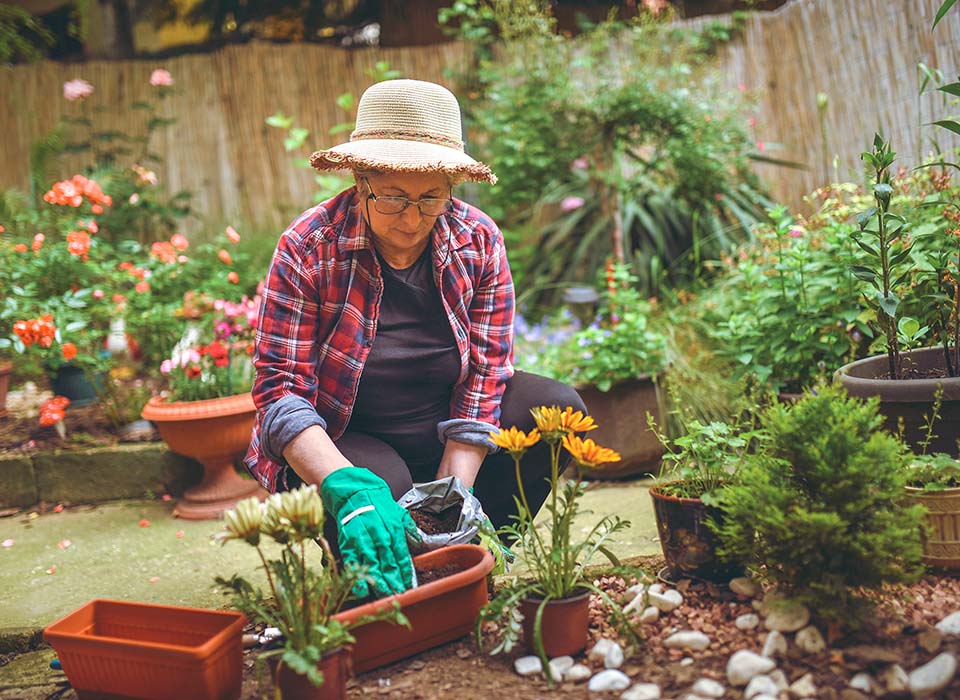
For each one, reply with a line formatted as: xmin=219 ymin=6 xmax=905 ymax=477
xmin=416 ymin=563 xmax=463 ymax=585
xmin=0 ymin=404 xmax=127 ymax=453
xmin=410 ymin=506 xmax=461 ymax=536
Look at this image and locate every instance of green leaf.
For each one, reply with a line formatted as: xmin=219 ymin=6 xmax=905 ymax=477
xmin=938 ymin=81 xmax=960 ymax=98
xmin=854 ymin=239 xmax=879 ymax=257
xmin=335 ymin=92 xmax=354 ymax=111
xmin=283 ymin=128 xmax=309 ymax=152
xmin=898 ymin=317 xmax=920 ymax=338
xmin=265 ymin=112 xmax=293 ymax=129
xmin=851 ymin=264 xmax=878 ymax=283
xmin=856 ymin=208 xmax=878 ymax=229
xmin=328 ymin=122 xmax=353 ymax=136
xmin=933 ymin=0 xmax=957 ymax=30
xmin=878 ymin=292 xmax=899 ymax=318
xmin=931 ymin=120 xmax=960 ymax=136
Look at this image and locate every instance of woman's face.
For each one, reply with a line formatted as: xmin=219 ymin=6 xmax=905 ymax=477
xmin=358 ymin=171 xmax=451 ymax=265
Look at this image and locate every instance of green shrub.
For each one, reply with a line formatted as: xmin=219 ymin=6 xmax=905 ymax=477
xmin=715 ymin=383 xmax=924 ymax=625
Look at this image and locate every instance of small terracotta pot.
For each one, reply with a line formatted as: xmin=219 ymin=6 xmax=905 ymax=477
xmin=334 ymin=544 xmax=494 ymax=673
xmin=43 ymin=599 xmax=246 ymax=700
xmin=519 ymin=589 xmax=591 ymax=657
xmin=905 ymin=485 xmax=960 ymax=571
xmin=649 ymin=481 xmax=742 ymax=582
xmin=272 ymin=646 xmax=351 ymax=700
xmin=141 ymin=393 xmax=265 ymax=519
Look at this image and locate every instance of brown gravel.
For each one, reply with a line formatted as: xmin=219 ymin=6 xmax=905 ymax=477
xmin=235 ymin=560 xmax=960 ymax=700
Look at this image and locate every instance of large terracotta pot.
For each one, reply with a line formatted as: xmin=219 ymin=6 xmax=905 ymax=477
xmin=577 ymin=375 xmax=665 ymax=479
xmin=334 ymin=544 xmax=494 ymax=673
xmin=0 ymin=361 xmax=11 ymax=419
xmin=272 ymin=646 xmax=351 ymax=700
xmin=836 ymin=346 xmax=960 ymax=456
xmin=649 ymin=481 xmax=742 ymax=583
xmin=44 ymin=599 xmax=246 ymax=700
xmin=519 ymin=589 xmax=591 ymax=658
xmin=905 ymin=486 xmax=960 ymax=571
xmin=141 ymin=393 xmax=266 ymax=519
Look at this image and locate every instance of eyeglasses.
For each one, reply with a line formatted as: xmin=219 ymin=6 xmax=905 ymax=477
xmin=362 ymin=179 xmax=453 ymax=217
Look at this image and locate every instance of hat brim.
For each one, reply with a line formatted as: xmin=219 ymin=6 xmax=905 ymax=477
xmin=309 ymin=139 xmax=497 ymax=185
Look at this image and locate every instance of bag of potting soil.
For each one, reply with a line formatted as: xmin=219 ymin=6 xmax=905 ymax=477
xmin=398 ymin=476 xmax=516 ymax=573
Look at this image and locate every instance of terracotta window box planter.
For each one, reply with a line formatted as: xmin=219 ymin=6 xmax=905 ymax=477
xmin=334 ymin=544 xmax=494 ymax=673
xmin=43 ymin=599 xmax=246 ymax=700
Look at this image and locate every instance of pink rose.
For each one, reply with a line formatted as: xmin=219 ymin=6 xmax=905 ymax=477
xmin=63 ymin=79 xmax=94 ymax=102
xmin=225 ymin=225 xmax=241 ymax=243
xmin=149 ymin=69 xmax=173 ymax=87
xmin=561 ymin=196 xmax=585 ymax=212
xmin=129 ymin=193 xmax=140 ymax=205
xmin=93 ymin=289 xmax=105 ymax=300
xmin=160 ymin=359 xmax=173 ymax=374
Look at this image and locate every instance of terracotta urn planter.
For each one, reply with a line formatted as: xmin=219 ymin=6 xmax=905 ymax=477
xmin=905 ymin=486 xmax=960 ymax=571
xmin=271 ymin=646 xmax=351 ymax=700
xmin=518 ymin=589 xmax=591 ymax=657
xmin=141 ymin=393 xmax=266 ymax=519
xmin=649 ymin=481 xmax=742 ymax=583
xmin=836 ymin=346 xmax=960 ymax=456
xmin=577 ymin=375 xmax=665 ymax=479
xmin=334 ymin=544 xmax=494 ymax=673
xmin=43 ymin=599 xmax=246 ymax=700
xmin=0 ymin=360 xmax=11 ymax=419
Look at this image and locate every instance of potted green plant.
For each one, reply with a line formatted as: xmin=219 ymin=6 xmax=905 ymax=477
xmin=715 ymin=384 xmax=925 ymax=626
xmin=477 ymin=406 xmax=639 ymax=680
xmin=141 ymin=285 xmax=266 ymax=519
xmin=835 ymin=136 xmax=960 ymax=456
xmin=647 ymin=414 xmax=757 ymax=582
xmin=215 ymin=485 xmax=407 ymax=700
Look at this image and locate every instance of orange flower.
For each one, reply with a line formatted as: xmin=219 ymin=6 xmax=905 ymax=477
xmin=557 ymin=406 xmax=598 ymax=434
xmin=135 ymin=281 xmax=150 ymax=294
xmin=227 ymin=271 xmax=239 ymax=284
xmin=225 ymin=226 xmax=241 ymax=243
xmin=13 ymin=314 xmax=56 ymax=347
xmin=218 ymin=249 xmax=232 ymax=265
xmin=61 ymin=342 xmax=78 ymax=360
xmin=170 ymin=233 xmax=189 ymax=251
xmin=66 ymin=230 xmax=91 ymax=259
xmin=38 ymin=396 xmax=70 ymax=427
xmin=14 ymin=243 xmax=27 ymax=253
xmin=32 ymin=233 xmax=44 ymax=251
xmin=561 ymin=434 xmax=621 ymax=470
xmin=490 ymin=426 xmax=541 ymax=459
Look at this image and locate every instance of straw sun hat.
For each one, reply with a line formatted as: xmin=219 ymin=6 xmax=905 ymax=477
xmin=309 ymin=79 xmax=496 ymax=185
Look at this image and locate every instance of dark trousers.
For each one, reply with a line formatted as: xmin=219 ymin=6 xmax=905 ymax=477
xmin=322 ymin=371 xmax=586 ymax=546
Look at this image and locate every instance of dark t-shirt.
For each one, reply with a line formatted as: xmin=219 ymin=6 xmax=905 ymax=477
xmin=349 ymin=246 xmax=461 ymax=471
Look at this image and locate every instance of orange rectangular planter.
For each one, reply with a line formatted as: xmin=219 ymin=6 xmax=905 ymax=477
xmin=43 ymin=599 xmax=246 ymax=700
xmin=335 ymin=544 xmax=494 ymax=673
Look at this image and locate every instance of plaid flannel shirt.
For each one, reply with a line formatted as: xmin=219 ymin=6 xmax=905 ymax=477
xmin=243 ymin=187 xmax=515 ymax=492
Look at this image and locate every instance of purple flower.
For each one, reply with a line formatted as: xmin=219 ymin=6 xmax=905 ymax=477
xmin=561 ymin=196 xmax=585 ymax=212
xmin=788 ymin=227 xmax=804 ymax=238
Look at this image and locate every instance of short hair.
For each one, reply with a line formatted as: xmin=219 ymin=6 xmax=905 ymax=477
xmin=352 ymin=169 xmax=460 ymax=189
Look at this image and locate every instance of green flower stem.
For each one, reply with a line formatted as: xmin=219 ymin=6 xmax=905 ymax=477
xmin=257 ymin=545 xmax=280 ymax=614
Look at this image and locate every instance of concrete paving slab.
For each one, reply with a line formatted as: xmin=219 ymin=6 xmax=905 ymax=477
xmin=0 ymin=478 xmax=659 ymax=637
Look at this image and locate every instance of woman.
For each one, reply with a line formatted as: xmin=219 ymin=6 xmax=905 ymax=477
xmin=244 ymin=79 xmax=585 ymax=599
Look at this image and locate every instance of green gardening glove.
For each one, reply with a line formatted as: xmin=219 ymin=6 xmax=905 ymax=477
xmin=320 ymin=467 xmax=419 ymax=598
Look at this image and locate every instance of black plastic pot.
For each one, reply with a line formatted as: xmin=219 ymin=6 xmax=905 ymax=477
xmin=649 ymin=482 xmax=741 ymax=582
xmin=835 ymin=346 xmax=960 ymax=457
xmin=50 ymin=365 xmax=103 ymax=407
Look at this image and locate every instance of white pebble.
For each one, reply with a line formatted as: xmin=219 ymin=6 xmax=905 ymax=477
xmin=604 ymin=642 xmax=625 ymax=669
xmin=548 ymin=655 xmax=574 ymax=679
xmin=877 ymin=664 xmax=908 ymax=693
xmin=768 ymin=669 xmax=789 ymax=691
xmin=514 ymin=655 xmax=542 ymax=676
xmin=789 ymin=672 xmax=818 ymax=698
xmin=763 ymin=601 xmax=810 ymax=632
xmin=624 ymin=583 xmax=646 ymax=599
xmin=726 ymin=649 xmax=776 ymax=686
xmin=680 ymin=657 xmax=695 ymax=666
xmin=624 ymin=590 xmax=647 ymax=615
xmin=908 ymin=652 xmax=957 ymax=697
xmin=648 ymin=589 xmax=684 ymax=613
xmin=620 ymin=682 xmax=661 ymax=700
xmin=648 ymin=583 xmax=664 ymax=595
xmin=588 ymin=669 xmax=632 ymax=692
xmin=936 ymin=610 xmax=960 ymax=636
xmin=729 ymin=577 xmax=762 ymax=598
xmin=691 ymin=678 xmax=725 ymax=697
xmin=564 ymin=663 xmax=592 ymax=683
xmin=640 ymin=606 xmax=660 ymax=624
xmin=849 ymin=672 xmax=875 ymax=694
xmin=588 ymin=638 xmax=615 ymax=662
xmin=744 ymin=675 xmax=778 ymax=699
xmin=735 ymin=613 xmax=760 ymax=631
xmin=795 ymin=625 xmax=826 ymax=654
xmin=761 ymin=630 xmax=787 ymax=658
xmin=664 ymin=631 xmax=711 ymax=652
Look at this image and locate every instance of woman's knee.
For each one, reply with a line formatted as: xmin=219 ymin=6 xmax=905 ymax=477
xmin=500 ymin=371 xmax=587 ymax=428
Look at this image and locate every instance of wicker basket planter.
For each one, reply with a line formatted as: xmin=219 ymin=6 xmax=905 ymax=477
xmin=905 ymin=486 xmax=960 ymax=571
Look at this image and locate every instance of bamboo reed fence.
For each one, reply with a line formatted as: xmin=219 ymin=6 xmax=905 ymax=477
xmin=0 ymin=0 xmax=958 ymax=232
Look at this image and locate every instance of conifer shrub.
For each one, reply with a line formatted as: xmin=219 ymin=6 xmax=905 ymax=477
xmin=715 ymin=384 xmax=924 ymax=624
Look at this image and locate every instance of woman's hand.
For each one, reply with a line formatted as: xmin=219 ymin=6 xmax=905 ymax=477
xmin=436 ymin=440 xmax=487 ymax=489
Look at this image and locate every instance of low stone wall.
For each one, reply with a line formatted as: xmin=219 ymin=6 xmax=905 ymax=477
xmin=0 ymin=444 xmax=207 ymax=508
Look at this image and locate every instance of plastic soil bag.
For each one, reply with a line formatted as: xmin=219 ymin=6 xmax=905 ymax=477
xmin=399 ymin=476 xmax=485 ymax=552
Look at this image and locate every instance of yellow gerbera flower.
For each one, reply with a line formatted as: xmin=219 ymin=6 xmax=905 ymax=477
xmin=557 ymin=406 xmax=598 ymax=434
xmin=562 ymin=434 xmax=621 ymax=470
xmin=532 ymin=405 xmax=598 ymax=443
xmin=490 ymin=426 xmax=541 ymax=458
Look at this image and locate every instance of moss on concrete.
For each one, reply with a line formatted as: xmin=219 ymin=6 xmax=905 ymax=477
xmin=0 ymin=455 xmax=37 ymax=508
xmin=32 ymin=445 xmax=201 ymax=504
